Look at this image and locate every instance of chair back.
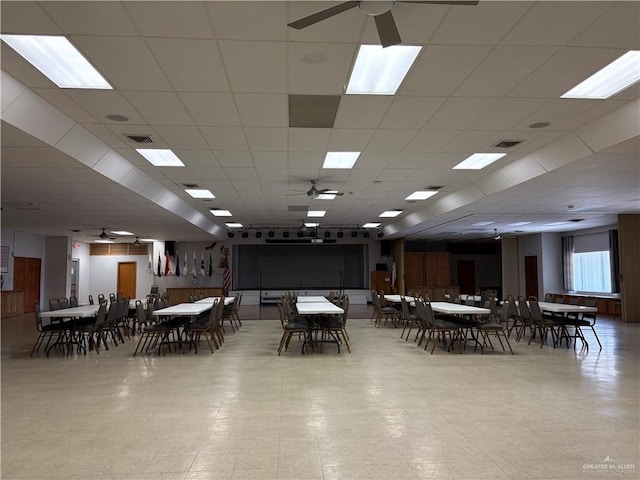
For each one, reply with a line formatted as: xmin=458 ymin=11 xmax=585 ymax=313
xmin=49 ymin=298 xmax=61 ymax=311
xmin=97 ymin=294 xmax=106 ymax=304
xmin=517 ymin=298 xmax=531 ymax=321
xmin=135 ymin=300 xmax=147 ymax=329
xmin=528 ymin=299 xmax=544 ymax=324
xmin=106 ymin=301 xmax=119 ymax=325
xmin=501 ymin=298 xmax=514 ymax=327
xmin=94 ymin=303 xmax=108 ymax=328
xmin=34 ymin=301 xmax=43 ymax=331
xmin=59 ymin=297 xmax=70 ymax=309
xmin=341 ymin=295 xmax=350 ymax=326
xmin=465 ymin=296 xmax=475 ymax=306
xmin=69 ymin=296 xmax=78 ymax=307
xmin=109 ymin=293 xmax=116 ymax=302
xmin=88 ymin=294 xmax=95 ymax=305
xmin=400 ymin=296 xmax=411 ymax=321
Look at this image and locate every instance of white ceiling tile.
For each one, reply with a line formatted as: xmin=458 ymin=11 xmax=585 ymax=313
xmin=333 ymin=96 xmax=393 ymax=129
xmin=365 ymin=129 xmax=416 ymax=152
xmin=62 ymin=90 xmax=145 ymax=125
xmin=215 ymin=151 xmax=254 ymax=168
xmin=123 ymin=1 xmax=213 ymax=38
xmin=189 ymin=167 xmax=227 ymax=181
xmin=153 ymin=126 xmax=208 ymax=149
xmin=432 ymin=1 xmax=532 ymax=45
xmin=425 ymin=97 xmax=497 ymax=130
xmin=245 ymin=128 xmax=288 ymax=151
xmin=288 ymin=43 xmax=356 ymax=95
xmin=122 ymin=91 xmax=193 ymax=126
xmin=469 ymin=98 xmax=550 ymax=131
xmin=207 ymin=1 xmax=287 ymax=41
xmin=327 ymin=129 xmax=374 ymax=151
xmin=252 ymin=152 xmax=287 ymax=169
xmin=288 ymin=152 xmax=324 ymax=170
xmin=178 ymin=93 xmax=241 ymax=127
xmin=0 ymin=1 xmax=63 ymax=34
xmin=502 ymin=1 xmax=611 ymax=46
xmin=40 ymin=2 xmax=139 ymax=36
xmin=56 ymin=125 xmax=109 ymax=168
xmin=234 ymin=94 xmax=288 ymax=127
xmin=219 ymin=41 xmax=286 ymax=93
xmin=454 ymin=46 xmax=559 ymax=97
xmin=145 ymin=38 xmax=229 ymax=92
xmin=31 ymin=88 xmax=98 ymax=124
xmin=200 ymin=127 xmax=249 ymax=151
xmin=570 ymin=2 xmax=640 ymax=49
xmin=401 ymin=45 xmax=492 ymax=96
xmin=441 ymin=130 xmax=511 ymax=154
xmin=72 ymin=36 xmax=172 ymax=91
xmin=379 ymin=96 xmax=445 ymax=130
xmin=404 ymin=130 xmax=460 ymax=153
xmin=288 ymin=128 xmax=331 ymax=152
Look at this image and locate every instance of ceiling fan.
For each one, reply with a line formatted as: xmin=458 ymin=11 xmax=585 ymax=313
xmin=287 ymin=179 xmax=345 ymax=199
xmin=96 ymin=228 xmax=116 ymax=240
xmin=288 ymin=0 xmax=479 ymax=48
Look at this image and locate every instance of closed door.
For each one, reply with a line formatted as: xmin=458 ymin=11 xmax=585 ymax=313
xmin=117 ymin=262 xmax=137 ymax=298
xmin=13 ymin=257 xmax=41 ymax=313
xmin=525 ymin=255 xmax=538 ymax=299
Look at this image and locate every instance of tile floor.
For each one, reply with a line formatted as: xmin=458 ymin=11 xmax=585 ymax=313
xmin=1 ymin=305 xmax=639 ymax=480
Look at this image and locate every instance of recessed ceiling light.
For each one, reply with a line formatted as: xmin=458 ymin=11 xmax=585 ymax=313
xmin=226 ymin=223 xmax=243 ymax=228
xmin=136 ymin=149 xmax=185 ymax=167
xmin=323 ymin=152 xmax=360 ymax=169
xmin=362 ymin=223 xmax=381 ymax=228
xmin=346 ymin=44 xmax=421 ymax=95
xmin=316 ymin=193 xmax=337 ymax=200
xmin=561 ymin=50 xmax=640 ymax=99
xmin=453 ymin=153 xmax=506 ymax=170
xmin=304 ymin=222 xmax=320 ymax=228
xmin=307 ymin=210 xmax=326 ymax=217
xmin=140 ymin=238 xmax=156 ymax=242
xmin=210 ymin=209 xmax=232 ymax=217
xmin=106 ymin=114 xmax=129 ymax=122
xmin=0 ymin=34 xmax=112 ymax=89
xmin=506 ymin=222 xmax=532 ymax=227
xmin=110 ymin=231 xmax=134 ymax=236
xmin=186 ymin=189 xmax=215 ymax=199
xmin=471 ymin=221 xmax=495 ymax=227
xmin=529 ymin=122 xmax=551 ymax=129
xmin=405 ymin=191 xmax=437 ymax=201
xmin=379 ymin=210 xmax=402 ymax=218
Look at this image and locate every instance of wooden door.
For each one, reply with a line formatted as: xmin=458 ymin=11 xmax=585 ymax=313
xmin=13 ymin=257 xmax=41 ymax=313
xmin=525 ymin=255 xmax=538 ymax=299
xmin=457 ymin=260 xmax=475 ymax=295
xmin=117 ymin=262 xmax=137 ymax=298
xmin=404 ymin=253 xmax=425 ymax=288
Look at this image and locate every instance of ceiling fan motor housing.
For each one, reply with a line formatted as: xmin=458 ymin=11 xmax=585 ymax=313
xmin=359 ymin=0 xmax=395 ymax=16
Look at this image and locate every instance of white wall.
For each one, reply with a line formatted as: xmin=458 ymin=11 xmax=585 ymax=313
xmin=501 ymin=237 xmax=519 ymax=298
xmin=71 ymin=242 xmax=91 ymax=304
xmin=541 ymin=232 xmax=563 ymax=295
xmin=88 ymin=254 xmax=153 ymax=300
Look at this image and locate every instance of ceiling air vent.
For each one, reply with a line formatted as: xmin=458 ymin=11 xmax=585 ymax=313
xmin=426 ymin=185 xmax=444 ymax=191
xmin=124 ymin=134 xmax=154 ymax=144
xmin=569 ymin=218 xmax=585 ymax=223
xmin=494 ymin=139 xmax=524 ymax=148
xmin=182 ymin=183 xmax=199 ymax=189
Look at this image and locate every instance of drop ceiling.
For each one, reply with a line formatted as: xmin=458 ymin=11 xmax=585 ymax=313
xmin=1 ymin=1 xmax=638 ymax=243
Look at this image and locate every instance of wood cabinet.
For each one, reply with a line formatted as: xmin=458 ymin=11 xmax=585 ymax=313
xmin=404 ymin=252 xmax=451 ymax=289
xmin=1 ymin=291 xmax=25 ymax=318
xmin=166 ymin=287 xmax=224 ymax=305
xmin=370 ymin=271 xmax=392 ymax=294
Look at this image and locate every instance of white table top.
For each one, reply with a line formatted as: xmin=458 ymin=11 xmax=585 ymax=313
xmin=40 ymin=305 xmax=100 ymax=318
xmin=195 ymin=296 xmax=234 ymax=306
xmin=537 ymin=301 xmax=597 ymax=314
xmin=296 ymin=296 xmax=330 ymax=303
xmin=384 ymin=295 xmax=414 ymax=303
xmin=296 ymin=302 xmax=344 ymax=315
xmin=430 ymin=302 xmax=490 ymax=315
xmin=152 ymin=303 xmax=213 ymax=316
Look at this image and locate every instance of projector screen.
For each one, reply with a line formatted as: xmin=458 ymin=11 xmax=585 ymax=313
xmin=234 ymin=244 xmax=368 ymax=290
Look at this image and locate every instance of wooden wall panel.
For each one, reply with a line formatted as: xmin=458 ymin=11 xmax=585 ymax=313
xmin=618 ymin=214 xmax=639 ymax=322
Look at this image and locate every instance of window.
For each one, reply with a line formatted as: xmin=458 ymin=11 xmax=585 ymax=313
xmin=573 ymin=250 xmax=612 ymax=293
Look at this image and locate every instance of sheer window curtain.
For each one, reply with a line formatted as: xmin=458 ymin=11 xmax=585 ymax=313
xmin=562 ymin=235 xmax=574 ymax=291
xmin=609 ymin=229 xmax=620 ymax=293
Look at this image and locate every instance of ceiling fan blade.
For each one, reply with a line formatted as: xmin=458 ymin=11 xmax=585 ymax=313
xmin=288 ymin=1 xmax=359 ymax=30
xmin=399 ymin=1 xmax=479 ymax=5
xmin=285 ymin=192 xmax=307 ymax=196
xmin=374 ymin=11 xmax=402 ymax=48
xmin=317 ymin=189 xmax=345 ymax=196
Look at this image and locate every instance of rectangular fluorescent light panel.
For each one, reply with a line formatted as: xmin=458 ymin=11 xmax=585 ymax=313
xmin=561 ymin=50 xmax=640 ymax=99
xmin=362 ymin=223 xmax=381 ymax=228
xmin=307 ymin=210 xmax=326 ymax=217
xmin=545 ymin=222 xmax=570 ymax=226
xmin=471 ymin=221 xmax=495 ymax=227
xmin=1 ymin=34 xmax=112 ymax=89
xmin=305 ymin=222 xmax=320 ymax=228
xmin=186 ymin=189 xmax=215 ymax=199
xmin=323 ymin=152 xmax=360 ymax=169
xmin=506 ymin=222 xmax=532 ymax=227
xmin=95 ymin=240 xmax=114 ymax=244
xmin=140 ymin=238 xmax=157 ymax=242
xmin=136 ymin=149 xmax=185 ymax=167
xmin=210 ymin=210 xmax=232 ymax=217
xmin=316 ymin=193 xmax=337 ymax=200
xmin=453 ymin=153 xmax=506 ymax=170
xmin=379 ymin=210 xmax=402 ymax=218
xmin=111 ymin=231 xmax=134 ymax=236
xmin=226 ymin=223 xmax=243 ymax=228
xmin=346 ymin=44 xmax=422 ymax=95
xmin=405 ymin=191 xmax=437 ymax=201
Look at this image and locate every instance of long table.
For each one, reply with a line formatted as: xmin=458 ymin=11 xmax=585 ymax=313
xmin=295 ymin=297 xmax=345 ymax=353
xmin=40 ymin=304 xmax=100 ymax=355
xmin=536 ymin=301 xmax=597 ymax=348
xmin=151 ymin=302 xmax=215 ymax=353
